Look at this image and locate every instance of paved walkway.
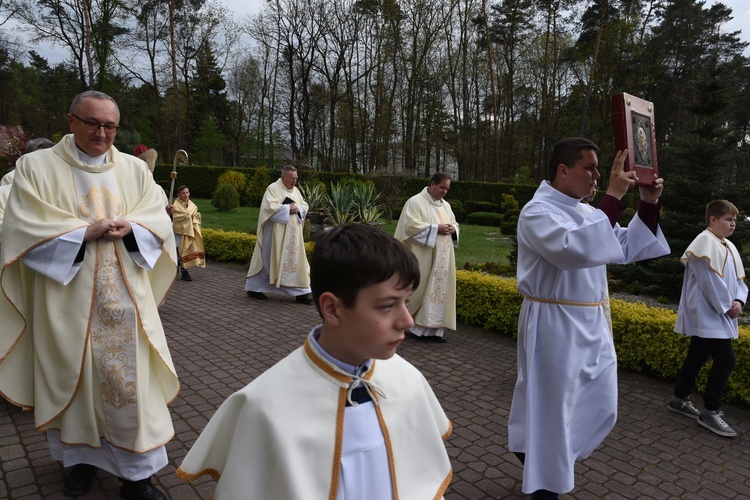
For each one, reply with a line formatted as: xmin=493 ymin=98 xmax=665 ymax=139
xmin=2 ymin=261 xmax=750 ymax=499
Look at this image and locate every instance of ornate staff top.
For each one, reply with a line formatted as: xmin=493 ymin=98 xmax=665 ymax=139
xmin=169 ymin=149 xmax=189 ymax=202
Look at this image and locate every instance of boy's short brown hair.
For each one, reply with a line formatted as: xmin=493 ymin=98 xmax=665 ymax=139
xmin=310 ymin=224 xmax=420 ymax=316
xmin=706 ymin=199 xmax=739 ymax=225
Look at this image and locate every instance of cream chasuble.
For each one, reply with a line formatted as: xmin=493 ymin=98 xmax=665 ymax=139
xmin=394 ymin=188 xmax=459 ymax=331
xmin=0 ymin=183 xmax=10 ymax=242
xmin=0 ymin=135 xmax=179 ymax=454
xmin=246 ymin=178 xmax=310 ymax=293
xmin=172 ymin=198 xmax=205 ymax=269
xmin=0 ymin=169 xmax=13 ymax=185
xmin=177 ymin=335 xmax=452 ymax=499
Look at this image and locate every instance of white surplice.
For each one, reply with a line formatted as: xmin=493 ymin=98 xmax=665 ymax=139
xmin=675 ymin=229 xmax=748 ymax=339
xmin=508 ymin=181 xmax=670 ymax=494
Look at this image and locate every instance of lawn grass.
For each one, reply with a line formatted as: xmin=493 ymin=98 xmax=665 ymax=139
xmin=193 ymin=198 xmax=260 ymax=234
xmin=193 ymin=198 xmax=513 ymax=266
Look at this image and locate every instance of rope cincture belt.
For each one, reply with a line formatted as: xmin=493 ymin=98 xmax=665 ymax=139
xmin=524 ymin=296 xmax=604 ymax=307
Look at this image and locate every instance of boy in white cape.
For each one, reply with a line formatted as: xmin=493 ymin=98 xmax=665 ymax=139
xmin=177 ymin=223 xmax=452 ymax=499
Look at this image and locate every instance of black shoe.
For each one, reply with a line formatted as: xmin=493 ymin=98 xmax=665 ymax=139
xmin=181 ymin=270 xmax=192 ymax=281
xmin=424 ymin=335 xmax=447 ymax=343
xmin=247 ymin=291 xmax=269 ymax=300
xmin=119 ymin=477 xmax=166 ymax=500
xmin=63 ymin=464 xmax=97 ymax=497
xmin=531 ymin=489 xmax=559 ymax=500
xmin=295 ymin=293 xmax=314 ymax=305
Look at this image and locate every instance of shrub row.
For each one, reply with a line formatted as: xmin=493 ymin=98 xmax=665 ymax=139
xmin=454 ymin=270 xmax=750 ymax=405
xmin=199 ymin=227 xmax=750 ymax=406
xmin=202 ymin=228 xmax=315 ymax=265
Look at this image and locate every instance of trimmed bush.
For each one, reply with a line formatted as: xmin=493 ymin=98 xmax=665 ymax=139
xmin=456 ymin=271 xmax=523 ymax=335
xmin=500 ymin=193 xmax=520 ymax=213
xmin=465 ymin=200 xmax=499 ymax=214
xmin=466 ymin=211 xmax=503 ymax=226
xmin=212 ymin=183 xmax=240 ymax=211
xmin=449 ymin=199 xmax=467 ymax=223
xmin=203 ymin=228 xmax=315 ymax=265
xmin=218 ymin=170 xmax=247 ymax=193
xmin=202 ymin=228 xmax=256 ymax=263
xmin=501 ymin=209 xmax=520 ymax=235
xmin=245 ymin=166 xmax=271 ymax=207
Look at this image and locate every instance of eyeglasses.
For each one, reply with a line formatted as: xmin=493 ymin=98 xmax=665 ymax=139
xmin=71 ymin=113 xmax=119 ymax=133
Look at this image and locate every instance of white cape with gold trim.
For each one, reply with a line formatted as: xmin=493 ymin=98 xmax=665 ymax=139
xmin=177 ymin=339 xmax=452 ymax=499
xmin=0 ymin=135 xmax=179 ymax=453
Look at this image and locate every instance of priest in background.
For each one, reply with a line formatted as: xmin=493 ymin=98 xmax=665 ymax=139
xmin=245 ymin=165 xmax=313 ymax=304
xmin=394 ymin=172 xmax=459 ymax=343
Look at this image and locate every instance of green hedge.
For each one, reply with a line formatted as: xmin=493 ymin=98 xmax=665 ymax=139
xmin=199 ymin=229 xmax=750 ymax=407
xmin=202 ymin=228 xmax=315 ymax=265
xmin=466 ymin=211 xmax=503 ymax=226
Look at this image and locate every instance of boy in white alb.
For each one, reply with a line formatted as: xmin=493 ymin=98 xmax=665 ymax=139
xmin=668 ymin=200 xmax=747 ymax=437
xmin=177 ymin=223 xmax=453 ymax=499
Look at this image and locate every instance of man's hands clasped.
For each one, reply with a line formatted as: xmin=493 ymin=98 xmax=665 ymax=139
xmin=84 ymin=219 xmax=132 ymax=242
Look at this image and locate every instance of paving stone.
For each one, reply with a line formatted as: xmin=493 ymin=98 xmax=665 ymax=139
xmin=3 ymin=261 xmax=750 ymax=499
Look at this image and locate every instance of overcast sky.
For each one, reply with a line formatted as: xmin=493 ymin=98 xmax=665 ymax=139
xmin=5 ymin=0 xmax=750 ymax=66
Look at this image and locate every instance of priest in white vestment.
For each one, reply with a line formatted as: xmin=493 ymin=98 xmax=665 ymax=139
xmin=394 ymin=172 xmax=459 ymax=343
xmin=0 ymin=91 xmax=179 ymax=500
xmin=508 ymin=138 xmax=670 ymax=499
xmin=179 ymin=223 xmax=452 ymax=499
xmin=245 ymin=166 xmax=313 ymax=304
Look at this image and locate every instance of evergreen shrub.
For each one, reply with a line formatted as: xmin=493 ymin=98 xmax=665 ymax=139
xmin=218 ymin=170 xmax=247 ymax=193
xmin=245 ymin=166 xmax=271 ymax=207
xmin=465 ymin=200 xmax=499 ymax=214
xmin=212 ymin=183 xmax=240 ymax=211
xmin=501 ymin=210 xmax=520 ymax=235
xmin=202 ymin=228 xmax=256 ymax=263
xmin=500 ymin=193 xmax=520 ymax=213
xmin=449 ymin=199 xmax=467 ymax=223
xmin=466 ymin=211 xmax=503 ymax=226
xmin=202 ymin=228 xmax=314 ymax=264
xmin=455 ymin=270 xmax=522 ymax=335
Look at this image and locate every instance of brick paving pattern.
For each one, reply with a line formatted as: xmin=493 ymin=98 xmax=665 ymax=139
xmin=2 ymin=261 xmax=750 ymax=499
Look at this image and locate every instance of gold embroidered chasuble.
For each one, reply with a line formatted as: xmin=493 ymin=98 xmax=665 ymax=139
xmin=246 ymin=178 xmax=310 ymax=288
xmin=394 ymin=188 xmax=459 ymax=330
xmin=0 ymin=135 xmax=179 ymax=452
xmin=172 ymin=199 xmax=205 ymax=269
